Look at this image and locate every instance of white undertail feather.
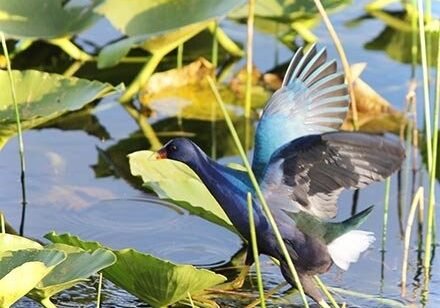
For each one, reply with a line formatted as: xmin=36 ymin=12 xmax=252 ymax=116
xmin=327 ymin=230 xmax=375 ymax=271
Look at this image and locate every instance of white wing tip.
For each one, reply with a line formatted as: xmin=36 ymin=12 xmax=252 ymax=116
xmin=327 ymin=230 xmax=375 ymax=271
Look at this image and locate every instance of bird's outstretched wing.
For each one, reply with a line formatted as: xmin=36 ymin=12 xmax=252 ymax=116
xmin=252 ymin=45 xmax=349 ymax=179
xmin=260 ymin=132 xmax=405 ymax=220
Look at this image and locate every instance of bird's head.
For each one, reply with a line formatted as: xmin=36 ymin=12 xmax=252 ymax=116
xmin=156 ymin=138 xmax=203 ymax=165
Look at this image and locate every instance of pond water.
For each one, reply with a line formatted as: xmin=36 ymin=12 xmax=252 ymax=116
xmin=2 ymin=0 xmax=439 ymax=307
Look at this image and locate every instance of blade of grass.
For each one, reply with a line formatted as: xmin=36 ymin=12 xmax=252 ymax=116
xmin=417 ymin=0 xmax=433 ymax=171
xmin=207 ymin=76 xmax=310 ymax=307
xmin=247 ymin=192 xmax=266 ymax=308
xmin=423 ymin=21 xmax=440 ymax=280
xmin=401 ymin=187 xmax=424 ymax=296
xmin=313 ymin=0 xmax=358 ymax=131
xmin=96 ymin=272 xmax=103 ymax=308
xmin=245 ymin=0 xmax=255 ymax=120
xmin=314 ymin=276 xmax=340 ymax=308
xmin=187 ymin=292 xmax=195 ymax=308
xmin=0 ymin=212 xmax=5 ymax=234
xmin=177 ymin=44 xmax=184 ymax=69
xmin=381 ymin=178 xmax=391 ymax=252
xmin=1 ymin=32 xmax=27 ymax=236
xmin=120 ymin=50 xmax=168 ymax=103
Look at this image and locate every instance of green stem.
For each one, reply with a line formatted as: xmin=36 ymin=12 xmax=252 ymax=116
xmin=418 ymin=0 xmax=433 ymax=172
xmin=423 ymin=21 xmax=440 ymax=278
xmin=96 ymin=272 xmax=103 ymax=308
xmin=187 ymin=292 xmax=195 ymax=308
xmin=177 ymin=44 xmax=183 ymax=69
xmin=119 ymin=51 xmax=167 ymax=103
xmin=208 ymin=23 xmax=244 ymax=57
xmin=314 ymin=276 xmax=340 ymax=308
xmin=245 ymin=0 xmax=255 ymax=119
xmin=123 ymin=104 xmax=162 ymax=150
xmin=247 ymin=193 xmax=266 ymax=308
xmin=49 ymin=38 xmax=93 ymax=61
xmin=207 ymin=76 xmax=310 ymax=308
xmin=40 ymin=298 xmax=57 ymax=308
xmin=0 ymin=212 xmax=5 ymax=234
xmin=211 ymin=22 xmax=218 ymax=68
xmin=1 ymin=32 xmax=27 ymax=236
xmin=63 ymin=60 xmax=84 ymax=77
xmin=381 ymin=178 xmax=391 ymax=252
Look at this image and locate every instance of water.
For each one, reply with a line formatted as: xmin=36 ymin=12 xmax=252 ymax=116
xmin=2 ymin=0 xmax=439 ymax=306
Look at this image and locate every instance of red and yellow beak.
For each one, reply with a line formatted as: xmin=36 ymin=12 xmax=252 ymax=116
xmin=156 ymin=148 xmax=167 ymax=159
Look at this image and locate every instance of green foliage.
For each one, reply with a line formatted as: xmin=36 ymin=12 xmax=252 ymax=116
xmin=96 ymin=0 xmax=245 ymax=68
xmin=46 ymin=232 xmax=227 ymax=307
xmin=28 ymin=244 xmax=116 ymax=305
xmin=128 ymin=150 xmax=234 ymax=230
xmin=0 ymin=249 xmax=66 ymax=308
xmin=0 ymin=70 xmax=121 ymax=149
xmin=0 ymin=0 xmax=102 ymax=39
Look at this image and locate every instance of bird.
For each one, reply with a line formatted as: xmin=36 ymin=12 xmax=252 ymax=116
xmin=154 ymin=45 xmax=405 ymax=306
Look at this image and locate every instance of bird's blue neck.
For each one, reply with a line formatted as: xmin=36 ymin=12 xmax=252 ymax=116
xmin=186 ymin=155 xmax=268 ymax=239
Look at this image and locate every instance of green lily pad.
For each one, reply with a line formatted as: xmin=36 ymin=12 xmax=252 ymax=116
xmin=28 ymin=243 xmax=116 ymax=304
xmin=0 ymin=70 xmax=121 ymax=149
xmin=128 ymin=150 xmax=232 ymax=230
xmin=96 ymin=0 xmax=244 ymax=68
xmin=45 ymin=232 xmax=227 ymax=307
xmin=230 ymin=0 xmax=350 ymax=20
xmin=0 ymin=0 xmax=102 ymax=39
xmin=0 ymin=233 xmax=43 ymax=253
xmin=0 ymin=249 xmax=66 ymax=307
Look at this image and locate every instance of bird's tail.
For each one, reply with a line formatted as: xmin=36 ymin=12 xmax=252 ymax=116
xmin=325 ymin=206 xmax=375 ymax=271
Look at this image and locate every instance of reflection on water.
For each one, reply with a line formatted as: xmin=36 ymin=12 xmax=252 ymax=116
xmin=1 ymin=0 xmax=439 ymax=306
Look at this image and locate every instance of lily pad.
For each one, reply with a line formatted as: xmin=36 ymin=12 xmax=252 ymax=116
xmin=341 ymin=63 xmax=407 ymax=133
xmin=0 ymin=0 xmax=102 ymax=39
xmin=0 ymin=70 xmax=121 ymax=149
xmin=0 ymin=249 xmax=66 ymax=308
xmin=28 ymin=243 xmax=116 ymax=304
xmin=45 ymin=232 xmax=227 ymax=307
xmin=139 ymin=58 xmax=270 ymax=120
xmin=96 ymin=0 xmax=244 ymax=68
xmin=0 ymin=233 xmax=43 ymax=253
xmin=128 ymin=150 xmax=233 ymax=230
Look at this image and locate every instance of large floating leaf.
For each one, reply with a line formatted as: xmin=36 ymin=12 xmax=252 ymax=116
xmin=128 ymin=150 xmax=233 ymax=230
xmin=45 ymin=232 xmax=226 ymax=307
xmin=0 ymin=70 xmax=121 ymax=149
xmin=341 ymin=63 xmax=407 ymax=133
xmin=0 ymin=0 xmax=102 ymax=39
xmin=139 ymin=58 xmax=269 ymax=120
xmin=0 ymin=249 xmax=66 ymax=307
xmin=96 ymin=0 xmax=244 ymax=67
xmin=0 ymin=233 xmax=43 ymax=253
xmin=29 ymin=243 xmax=116 ymax=304
xmin=230 ymin=0 xmax=350 ymax=20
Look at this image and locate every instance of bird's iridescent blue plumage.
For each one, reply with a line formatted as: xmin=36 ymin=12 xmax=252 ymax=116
xmin=252 ymin=46 xmax=349 ymax=179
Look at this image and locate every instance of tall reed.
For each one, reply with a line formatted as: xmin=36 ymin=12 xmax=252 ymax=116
xmin=0 ymin=33 xmax=27 ymax=236
xmin=247 ymin=193 xmax=266 ymax=308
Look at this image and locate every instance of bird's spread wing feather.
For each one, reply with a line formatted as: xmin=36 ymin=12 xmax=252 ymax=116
xmin=252 ymin=46 xmax=349 ymax=179
xmin=260 ymin=132 xmax=405 ymax=220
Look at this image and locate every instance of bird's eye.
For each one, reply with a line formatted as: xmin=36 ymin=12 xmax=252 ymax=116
xmin=170 ymin=145 xmax=177 ymax=152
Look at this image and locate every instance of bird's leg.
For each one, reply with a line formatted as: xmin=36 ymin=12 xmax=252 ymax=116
xmin=230 ymin=246 xmax=254 ymax=289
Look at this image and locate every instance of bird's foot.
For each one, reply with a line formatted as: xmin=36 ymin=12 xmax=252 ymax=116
xmin=214 ymin=265 xmax=250 ymax=291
